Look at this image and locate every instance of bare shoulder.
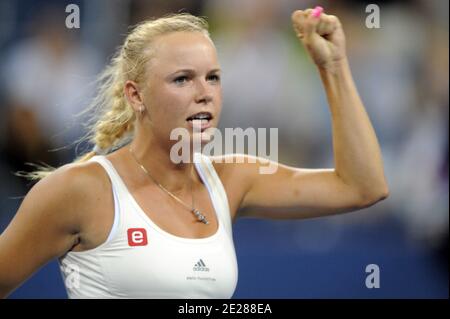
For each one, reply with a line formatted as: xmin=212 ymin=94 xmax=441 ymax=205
xmin=208 ymin=153 xmax=271 ymax=195
xmin=41 ymin=160 xmax=109 ymax=207
xmin=208 ymin=153 xmax=261 ymax=180
xmin=23 ymin=159 xmax=111 ymax=233
xmin=58 ymin=160 xmax=111 ymax=197
xmin=206 ymin=154 xmax=260 ymax=219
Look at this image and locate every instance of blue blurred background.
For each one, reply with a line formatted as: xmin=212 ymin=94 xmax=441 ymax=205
xmin=0 ymin=0 xmax=447 ymax=298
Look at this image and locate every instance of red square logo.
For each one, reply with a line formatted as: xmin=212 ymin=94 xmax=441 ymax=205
xmin=127 ymin=228 xmax=148 ymax=246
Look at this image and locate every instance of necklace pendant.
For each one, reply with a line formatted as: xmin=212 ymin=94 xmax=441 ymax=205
xmin=192 ymin=209 xmax=209 ymax=225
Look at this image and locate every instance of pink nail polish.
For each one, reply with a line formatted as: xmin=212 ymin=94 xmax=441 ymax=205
xmin=312 ymin=6 xmax=323 ymax=18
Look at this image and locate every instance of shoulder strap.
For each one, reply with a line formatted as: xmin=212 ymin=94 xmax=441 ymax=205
xmin=194 ymin=153 xmax=233 ymax=236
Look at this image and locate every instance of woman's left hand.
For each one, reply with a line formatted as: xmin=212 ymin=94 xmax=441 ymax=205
xmin=291 ymin=7 xmax=347 ymax=69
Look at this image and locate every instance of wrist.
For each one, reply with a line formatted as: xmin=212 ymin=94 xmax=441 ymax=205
xmin=317 ymin=57 xmax=349 ymax=74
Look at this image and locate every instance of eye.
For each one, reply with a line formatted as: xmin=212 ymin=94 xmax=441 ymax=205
xmin=173 ymin=76 xmax=189 ymax=84
xmin=207 ymin=74 xmax=221 ymax=83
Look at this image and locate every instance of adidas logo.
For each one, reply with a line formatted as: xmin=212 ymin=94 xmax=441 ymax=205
xmin=193 ymin=259 xmax=210 ymax=272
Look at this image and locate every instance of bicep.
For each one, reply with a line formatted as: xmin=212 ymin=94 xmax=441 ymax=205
xmin=239 ymin=158 xmax=366 ymax=219
xmin=0 ymin=167 xmax=83 ymax=297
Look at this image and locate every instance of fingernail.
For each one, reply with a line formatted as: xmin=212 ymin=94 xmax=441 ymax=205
xmin=312 ymin=6 xmax=323 ymax=18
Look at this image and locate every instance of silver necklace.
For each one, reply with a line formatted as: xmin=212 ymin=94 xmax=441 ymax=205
xmin=128 ymin=147 xmax=209 ymax=225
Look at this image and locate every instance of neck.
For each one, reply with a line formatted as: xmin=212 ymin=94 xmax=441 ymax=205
xmin=127 ymin=132 xmax=201 ymax=194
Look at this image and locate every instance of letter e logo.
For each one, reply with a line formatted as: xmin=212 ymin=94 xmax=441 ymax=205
xmin=127 ymin=228 xmax=148 ymax=246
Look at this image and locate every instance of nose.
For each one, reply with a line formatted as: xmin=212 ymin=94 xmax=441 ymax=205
xmin=194 ymin=79 xmax=213 ymax=104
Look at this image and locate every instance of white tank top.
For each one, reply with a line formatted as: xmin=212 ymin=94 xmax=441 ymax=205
xmin=58 ymin=153 xmax=238 ymax=298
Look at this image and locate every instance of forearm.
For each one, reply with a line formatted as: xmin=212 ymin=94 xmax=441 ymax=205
xmin=318 ymin=58 xmax=388 ymax=198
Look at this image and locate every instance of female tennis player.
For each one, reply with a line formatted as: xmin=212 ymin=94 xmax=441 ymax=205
xmin=0 ymin=8 xmax=388 ymax=298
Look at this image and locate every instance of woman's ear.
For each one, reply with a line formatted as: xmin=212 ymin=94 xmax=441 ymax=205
xmin=124 ymin=80 xmax=144 ymax=111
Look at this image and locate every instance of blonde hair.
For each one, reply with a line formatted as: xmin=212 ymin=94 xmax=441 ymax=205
xmin=20 ymin=13 xmax=210 ymax=181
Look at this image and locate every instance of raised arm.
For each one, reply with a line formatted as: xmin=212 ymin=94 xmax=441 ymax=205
xmin=231 ymin=8 xmax=388 ymax=219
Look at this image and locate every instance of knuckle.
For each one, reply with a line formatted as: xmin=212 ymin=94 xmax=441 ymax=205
xmin=329 ymin=15 xmax=340 ymax=23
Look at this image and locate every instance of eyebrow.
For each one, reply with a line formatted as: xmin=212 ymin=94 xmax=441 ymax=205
xmin=169 ymin=68 xmax=221 ymax=76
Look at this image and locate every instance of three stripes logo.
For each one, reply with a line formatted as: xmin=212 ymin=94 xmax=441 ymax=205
xmin=193 ymin=259 xmax=210 ymax=272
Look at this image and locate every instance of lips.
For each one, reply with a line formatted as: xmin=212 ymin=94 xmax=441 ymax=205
xmin=186 ymin=111 xmax=213 ymax=121
xmin=187 ymin=119 xmax=211 ymax=131
xmin=186 ymin=111 xmax=213 ymax=132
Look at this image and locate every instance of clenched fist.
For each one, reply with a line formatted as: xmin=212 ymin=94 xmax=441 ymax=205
xmin=292 ymin=7 xmax=346 ymax=69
